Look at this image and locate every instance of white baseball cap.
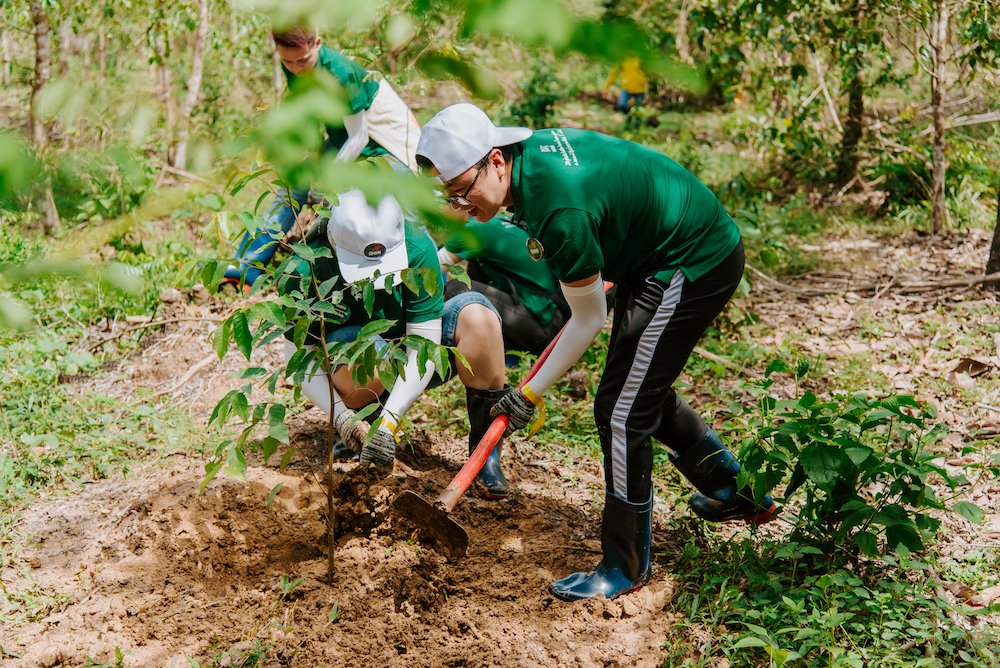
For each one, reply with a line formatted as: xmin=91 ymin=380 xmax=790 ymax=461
xmin=416 ymin=103 xmax=532 ymax=182
xmin=328 ymin=190 xmax=407 ymax=289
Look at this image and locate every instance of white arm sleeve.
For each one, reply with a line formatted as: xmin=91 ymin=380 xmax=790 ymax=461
xmin=334 ymin=110 xmax=370 ymax=163
xmin=284 ymin=339 xmax=347 ymax=419
xmin=522 ymin=277 xmax=608 ymax=397
xmin=437 ymin=247 xmax=461 ymax=266
xmin=380 ymin=318 xmax=442 ymax=431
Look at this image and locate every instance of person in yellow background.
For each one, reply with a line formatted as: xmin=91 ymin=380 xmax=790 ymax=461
xmin=604 ymin=57 xmax=648 ymax=122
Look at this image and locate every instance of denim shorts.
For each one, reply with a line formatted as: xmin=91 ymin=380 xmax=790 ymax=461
xmin=323 ymin=291 xmax=500 ymax=349
xmin=440 ymin=290 xmax=501 ymax=346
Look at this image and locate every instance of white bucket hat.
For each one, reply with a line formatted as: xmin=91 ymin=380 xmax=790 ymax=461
xmin=415 ymin=103 xmax=532 ymax=182
xmin=328 ymin=190 xmax=407 ymax=289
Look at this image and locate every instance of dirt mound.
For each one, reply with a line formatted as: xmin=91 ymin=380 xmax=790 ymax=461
xmin=3 ymin=422 xmax=696 ymax=668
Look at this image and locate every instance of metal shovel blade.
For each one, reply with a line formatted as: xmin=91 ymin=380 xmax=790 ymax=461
xmin=393 ymin=491 xmax=469 ymax=558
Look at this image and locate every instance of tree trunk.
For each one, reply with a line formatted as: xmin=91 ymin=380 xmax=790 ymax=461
xmin=98 ymin=26 xmax=107 ymax=84
xmin=1 ymin=33 xmax=10 ymax=86
xmin=272 ymin=49 xmax=284 ymax=105
xmin=30 ymin=0 xmax=52 ymax=149
xmin=986 ymin=185 xmax=1000 ymax=289
xmin=170 ymin=0 xmax=209 ymax=169
xmin=155 ymin=26 xmax=175 ymax=161
xmin=675 ymin=0 xmax=694 ymax=65
xmin=58 ymin=20 xmax=71 ymax=76
xmin=929 ymin=0 xmax=949 ymax=235
xmin=836 ymin=0 xmax=866 ymax=187
xmin=39 ymin=184 xmax=62 ymax=234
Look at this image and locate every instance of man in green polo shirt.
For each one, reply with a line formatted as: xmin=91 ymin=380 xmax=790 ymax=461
xmin=438 ymin=214 xmax=570 ymax=356
xmin=279 ymin=189 xmax=513 ymax=497
xmin=225 ymin=25 xmax=421 ymax=288
xmin=415 ymin=103 xmax=778 ymax=602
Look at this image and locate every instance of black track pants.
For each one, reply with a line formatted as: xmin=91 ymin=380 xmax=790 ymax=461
xmin=594 ymin=242 xmax=745 ymax=504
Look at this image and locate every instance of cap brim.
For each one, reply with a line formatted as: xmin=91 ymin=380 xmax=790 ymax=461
xmin=337 ymin=244 xmax=407 ymax=290
xmin=496 ymin=127 xmax=533 ymax=147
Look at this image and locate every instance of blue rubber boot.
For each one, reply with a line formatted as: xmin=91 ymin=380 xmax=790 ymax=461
xmin=670 ymin=429 xmax=778 ymax=525
xmin=224 ymin=188 xmax=307 ymax=287
xmin=467 ymin=386 xmax=511 ymax=499
xmin=548 ymin=493 xmax=652 ymax=601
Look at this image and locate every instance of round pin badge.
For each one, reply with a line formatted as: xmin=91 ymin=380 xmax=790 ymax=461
xmin=364 ymin=242 xmax=386 ymax=258
xmin=526 ymin=237 xmax=545 ymax=261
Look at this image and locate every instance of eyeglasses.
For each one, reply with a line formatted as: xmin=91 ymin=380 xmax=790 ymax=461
xmin=444 ymin=157 xmax=489 ymax=206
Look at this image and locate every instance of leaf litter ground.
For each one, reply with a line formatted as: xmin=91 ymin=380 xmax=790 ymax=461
xmin=2 ymin=229 xmax=999 ymax=667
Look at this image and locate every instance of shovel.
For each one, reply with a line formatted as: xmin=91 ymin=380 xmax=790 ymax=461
xmin=394 ymin=281 xmax=612 ymax=557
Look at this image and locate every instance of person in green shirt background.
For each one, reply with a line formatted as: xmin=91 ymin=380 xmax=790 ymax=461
xmin=279 ymin=189 xmax=514 ymax=498
xmin=226 ymin=24 xmax=421 ymax=288
xmin=416 ymin=103 xmax=778 ymax=602
xmin=437 ymin=214 xmax=570 ymax=357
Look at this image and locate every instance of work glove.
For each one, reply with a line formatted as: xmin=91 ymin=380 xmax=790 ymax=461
xmin=489 ymin=387 xmax=539 ymax=437
xmin=359 ymin=427 xmax=396 ymax=472
xmin=334 ymin=409 xmax=370 ymax=455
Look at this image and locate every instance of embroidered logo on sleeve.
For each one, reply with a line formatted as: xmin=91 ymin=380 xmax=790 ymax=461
xmin=526 ymin=237 xmax=545 ymax=261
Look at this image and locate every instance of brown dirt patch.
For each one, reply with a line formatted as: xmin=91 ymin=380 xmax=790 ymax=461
xmin=3 ymin=427 xmax=690 ymax=668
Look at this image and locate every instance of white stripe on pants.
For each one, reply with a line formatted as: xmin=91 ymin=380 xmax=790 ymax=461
xmin=608 ymin=271 xmax=686 ymax=499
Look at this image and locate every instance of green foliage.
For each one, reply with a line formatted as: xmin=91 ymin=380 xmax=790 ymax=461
xmin=83 ymin=647 xmax=132 ymax=668
xmin=672 ymin=538 xmax=998 ymax=668
xmin=726 ymin=359 xmax=972 ymax=556
xmin=505 ymin=62 xmax=562 ymax=128
xmin=198 ymin=175 xmax=458 ymax=487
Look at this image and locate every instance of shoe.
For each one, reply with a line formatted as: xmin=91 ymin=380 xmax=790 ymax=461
xmin=467 ymin=386 xmax=511 ymax=499
xmin=670 ymin=429 xmax=778 ymax=525
xmin=548 ymin=493 xmax=652 ymax=601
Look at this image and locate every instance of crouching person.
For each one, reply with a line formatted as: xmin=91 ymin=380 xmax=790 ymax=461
xmin=279 ymin=190 xmax=512 ymax=496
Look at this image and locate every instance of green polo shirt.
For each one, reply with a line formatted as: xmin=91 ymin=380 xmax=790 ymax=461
xmin=508 ymin=128 xmax=740 ymax=285
xmin=280 ymin=219 xmax=444 ymax=345
xmin=445 ymin=215 xmax=563 ymax=325
xmin=283 ymin=45 xmax=387 ymax=159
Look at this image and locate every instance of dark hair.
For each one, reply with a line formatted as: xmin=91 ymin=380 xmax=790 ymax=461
xmin=415 ymin=154 xmax=435 ymax=173
xmin=272 ymin=25 xmax=317 ymax=48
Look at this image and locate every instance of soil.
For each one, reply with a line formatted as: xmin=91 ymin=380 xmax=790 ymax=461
xmin=3 ymin=229 xmax=1000 ymax=667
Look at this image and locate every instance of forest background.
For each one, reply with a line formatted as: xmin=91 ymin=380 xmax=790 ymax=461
xmin=2 ymin=0 xmax=1000 ymax=666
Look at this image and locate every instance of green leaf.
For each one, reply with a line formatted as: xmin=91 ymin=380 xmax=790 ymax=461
xmin=278 ymin=446 xmax=297 ymax=472
xmin=214 ymin=318 xmax=232 ymax=359
xmin=363 ymin=281 xmax=375 ymax=316
xmin=401 ymin=268 xmax=420 ymax=295
xmin=318 ymin=276 xmax=339 ymax=298
xmin=262 ymin=436 xmax=280 ymax=464
xmin=264 ymin=483 xmax=284 ymax=509
xmin=232 ymin=312 xmax=252 ymax=360
xmin=229 ymin=168 xmax=270 ymax=197
xmin=234 ymin=367 xmax=269 ymax=379
xmin=765 ymin=359 xmax=792 ymax=377
xmin=224 ymin=447 xmax=247 ymax=481
xmin=855 ymin=531 xmax=878 ymax=556
xmin=421 ymin=267 xmax=439 ymax=296
xmin=799 ymin=444 xmax=843 ymax=489
xmin=952 ymin=501 xmax=983 ymax=525
xmin=268 ymin=422 xmax=290 ymax=443
xmin=358 ymin=319 xmax=395 ymax=340
xmin=759 ymin=248 xmax=780 ymax=267
xmin=733 ymin=637 xmax=769 ymax=649
xmin=200 ymin=460 xmax=225 ymax=491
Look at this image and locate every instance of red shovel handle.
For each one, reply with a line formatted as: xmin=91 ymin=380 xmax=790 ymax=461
xmin=434 ymin=280 xmax=612 ymax=513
